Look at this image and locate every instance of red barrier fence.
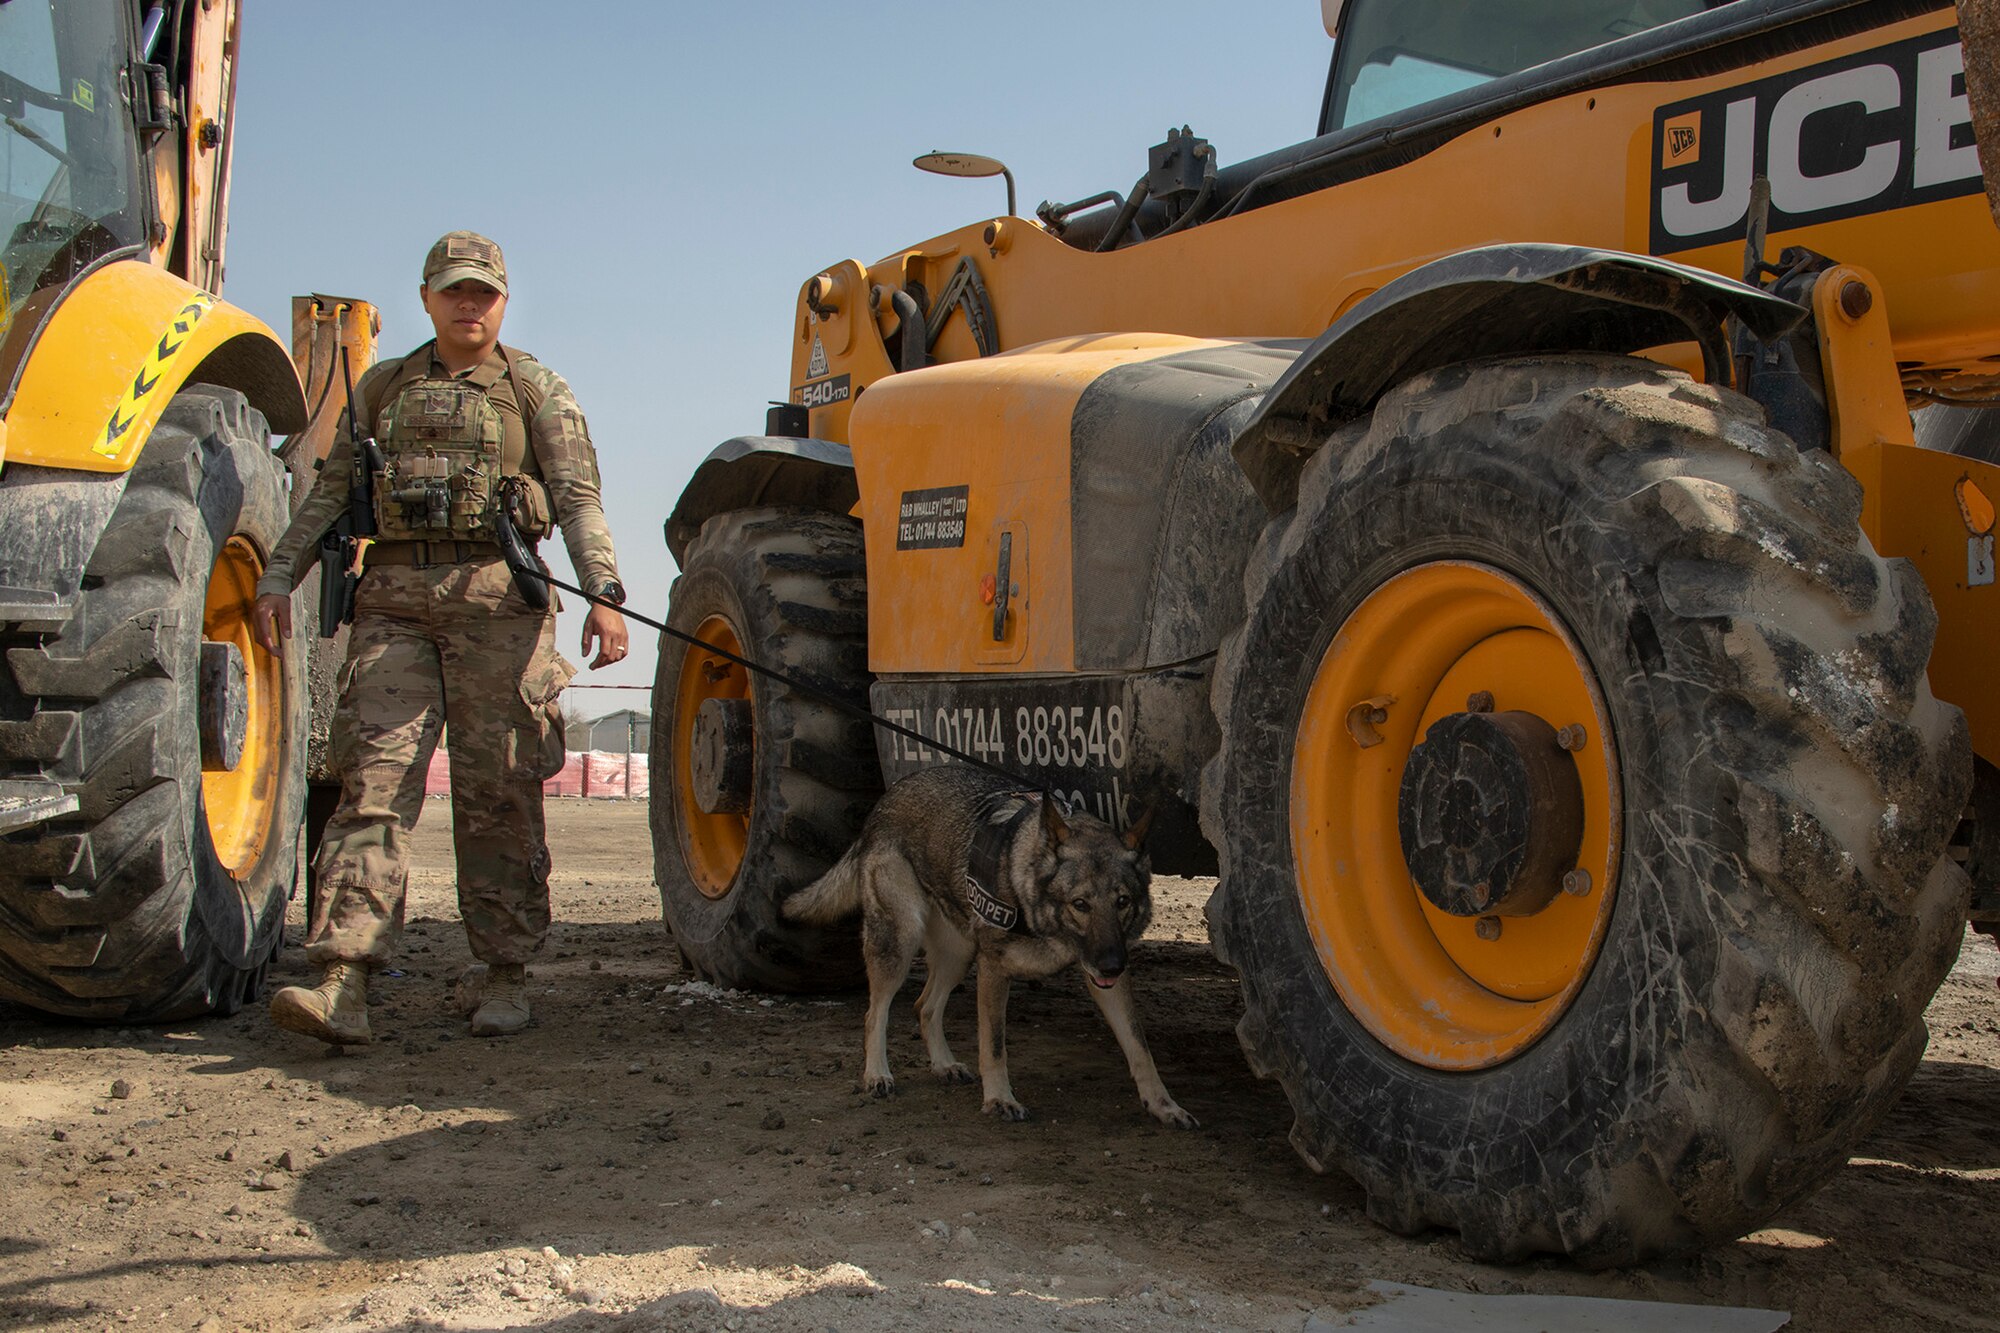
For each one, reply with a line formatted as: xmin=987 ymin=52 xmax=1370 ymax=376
xmin=423 ymin=749 xmax=649 ymax=799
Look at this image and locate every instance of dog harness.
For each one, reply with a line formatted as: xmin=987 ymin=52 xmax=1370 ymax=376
xmin=964 ymin=790 xmax=1042 ymax=936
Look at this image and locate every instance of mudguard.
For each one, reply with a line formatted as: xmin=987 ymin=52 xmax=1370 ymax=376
xmin=2 ymin=260 xmax=306 ymax=472
xmin=1232 ymin=243 xmax=1807 ymax=511
xmin=0 ymin=262 xmax=306 ymax=629
xmin=665 ymin=435 xmax=857 ymax=566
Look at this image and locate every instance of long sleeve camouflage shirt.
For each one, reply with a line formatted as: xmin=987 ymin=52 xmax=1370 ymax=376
xmin=256 ymin=342 xmax=622 ymax=599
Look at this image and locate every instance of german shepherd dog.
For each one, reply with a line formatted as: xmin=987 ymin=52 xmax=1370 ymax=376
xmin=784 ymin=764 xmax=1197 ymax=1128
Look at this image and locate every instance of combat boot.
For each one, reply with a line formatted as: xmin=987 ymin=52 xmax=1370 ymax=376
xmin=269 ymin=961 xmax=371 ymax=1045
xmin=470 ymin=963 xmax=531 ymax=1037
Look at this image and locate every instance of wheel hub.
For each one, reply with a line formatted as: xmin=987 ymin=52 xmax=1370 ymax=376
xmin=1398 ymin=709 xmax=1583 ymax=918
xmin=199 ymin=641 xmax=249 ymax=772
xmin=672 ymin=615 xmax=752 ymax=899
xmin=691 ymin=697 xmax=753 ymax=814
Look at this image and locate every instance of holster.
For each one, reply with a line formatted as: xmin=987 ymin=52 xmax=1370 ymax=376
xmin=495 ymin=478 xmax=552 ymax=613
xmin=316 ymin=525 xmax=359 ymax=638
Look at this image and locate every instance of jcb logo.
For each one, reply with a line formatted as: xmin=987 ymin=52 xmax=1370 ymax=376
xmin=1650 ymin=29 xmax=1982 ymax=253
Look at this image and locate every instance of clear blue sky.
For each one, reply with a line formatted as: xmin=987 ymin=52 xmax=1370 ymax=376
xmin=223 ymin=3 xmax=1337 ymax=704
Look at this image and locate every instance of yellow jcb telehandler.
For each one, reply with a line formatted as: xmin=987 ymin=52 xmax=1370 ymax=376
xmin=652 ymin=0 xmax=2000 ymax=1263
xmin=0 ymin=0 xmax=360 ymax=1021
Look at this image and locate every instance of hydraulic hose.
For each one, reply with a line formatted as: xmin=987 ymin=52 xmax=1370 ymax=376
xmin=889 ymin=289 xmax=927 ymax=373
xmin=1093 ymin=175 xmax=1151 ymax=253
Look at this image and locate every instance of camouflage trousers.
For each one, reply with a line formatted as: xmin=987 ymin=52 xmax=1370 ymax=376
xmin=305 ymin=558 xmax=576 ymax=968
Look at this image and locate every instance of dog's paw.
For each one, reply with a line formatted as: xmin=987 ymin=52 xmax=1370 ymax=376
xmin=862 ymin=1074 xmax=897 ymax=1098
xmin=1148 ymin=1099 xmax=1199 ymax=1130
xmin=983 ymin=1096 xmax=1030 ymax=1122
xmin=933 ymin=1062 xmax=975 ymax=1085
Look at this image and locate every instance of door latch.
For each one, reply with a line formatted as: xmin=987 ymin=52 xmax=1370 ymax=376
xmin=992 ymin=531 xmax=1012 ymax=641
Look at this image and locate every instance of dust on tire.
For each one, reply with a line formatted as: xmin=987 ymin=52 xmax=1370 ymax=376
xmin=0 ymin=385 xmax=306 ymax=1021
xmin=1202 ymin=354 xmax=1972 ymax=1264
xmin=649 ymin=507 xmax=878 ymax=992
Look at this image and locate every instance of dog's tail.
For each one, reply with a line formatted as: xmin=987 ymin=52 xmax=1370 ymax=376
xmin=781 ymin=844 xmax=865 ymax=924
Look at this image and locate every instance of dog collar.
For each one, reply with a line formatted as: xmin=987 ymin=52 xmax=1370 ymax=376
xmin=965 ymin=790 xmax=1041 ymax=936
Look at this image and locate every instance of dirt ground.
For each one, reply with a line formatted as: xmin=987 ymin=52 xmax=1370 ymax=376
xmin=4 ymin=798 xmax=2000 ymax=1332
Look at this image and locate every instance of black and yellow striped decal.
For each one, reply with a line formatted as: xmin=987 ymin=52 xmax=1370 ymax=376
xmin=96 ymin=294 xmax=214 ymax=457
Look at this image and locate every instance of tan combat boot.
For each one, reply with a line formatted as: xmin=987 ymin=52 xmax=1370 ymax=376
xmin=469 ymin=963 xmax=531 ymax=1037
xmin=269 ymin=961 xmax=371 ymax=1045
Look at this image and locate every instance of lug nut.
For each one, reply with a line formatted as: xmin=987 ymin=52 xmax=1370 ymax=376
xmin=1839 ymin=279 xmax=1873 ymax=319
xmin=1562 ymin=868 xmax=1593 ymax=897
xmin=1346 ymin=695 xmax=1394 ymax=749
xmin=1555 ymin=724 xmax=1587 ymax=751
xmin=1471 ymin=881 xmax=1492 ymax=908
xmin=1475 ymin=916 xmax=1502 ymax=941
xmin=1465 ymin=691 xmax=1495 ymax=713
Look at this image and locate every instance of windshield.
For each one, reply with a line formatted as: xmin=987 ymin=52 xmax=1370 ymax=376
xmin=0 ymin=0 xmax=147 ymax=349
xmin=1326 ymin=0 xmax=1724 ymax=131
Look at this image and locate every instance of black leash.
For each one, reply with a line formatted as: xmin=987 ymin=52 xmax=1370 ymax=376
xmin=503 ymin=548 xmax=1050 ymax=795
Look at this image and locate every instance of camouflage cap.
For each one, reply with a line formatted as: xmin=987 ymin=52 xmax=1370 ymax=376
xmin=423 ymin=230 xmax=507 ymax=295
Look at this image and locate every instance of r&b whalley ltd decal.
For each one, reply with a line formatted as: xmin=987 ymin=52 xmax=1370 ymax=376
xmin=1650 ymin=28 xmax=1982 ymax=254
xmin=791 ymin=373 xmax=850 ymax=409
xmin=896 ymin=485 xmax=968 ymax=550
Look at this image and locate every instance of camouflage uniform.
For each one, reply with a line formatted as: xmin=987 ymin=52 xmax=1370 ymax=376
xmin=258 ymin=325 xmax=620 ymax=970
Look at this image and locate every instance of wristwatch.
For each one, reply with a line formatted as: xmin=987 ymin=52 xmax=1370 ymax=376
xmin=593 ymin=580 xmax=627 ymax=606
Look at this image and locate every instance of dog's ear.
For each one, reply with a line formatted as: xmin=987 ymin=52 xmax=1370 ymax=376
xmin=1041 ymin=793 xmax=1071 ymax=846
xmin=1122 ymin=801 xmax=1156 ymax=851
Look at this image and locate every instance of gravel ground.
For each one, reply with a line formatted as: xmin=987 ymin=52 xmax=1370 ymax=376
xmin=4 ymin=797 xmax=2000 ymax=1331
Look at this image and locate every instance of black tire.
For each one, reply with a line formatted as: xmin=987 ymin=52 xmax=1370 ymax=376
xmin=0 ymin=385 xmax=307 ymax=1021
xmin=1960 ymin=758 xmax=2000 ymax=936
xmin=649 ymin=507 xmax=878 ymax=991
xmin=1202 ymin=354 xmax=1972 ymax=1264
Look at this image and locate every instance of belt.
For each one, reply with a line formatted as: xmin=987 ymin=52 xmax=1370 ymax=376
xmin=364 ymin=539 xmax=502 ymax=568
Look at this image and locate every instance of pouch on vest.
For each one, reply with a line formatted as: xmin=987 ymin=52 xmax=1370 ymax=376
xmin=374 ymin=379 xmax=504 ymax=541
xmin=502 ymin=473 xmax=553 ymax=540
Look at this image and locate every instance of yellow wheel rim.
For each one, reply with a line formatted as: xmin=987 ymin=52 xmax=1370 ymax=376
xmin=1291 ymin=561 xmax=1621 ymax=1070
xmin=673 ymin=614 xmax=751 ymax=899
xmin=200 ymin=537 xmax=282 ymax=878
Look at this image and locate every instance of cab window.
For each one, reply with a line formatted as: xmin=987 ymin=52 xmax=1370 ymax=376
xmin=1324 ymin=0 xmax=1723 ymax=132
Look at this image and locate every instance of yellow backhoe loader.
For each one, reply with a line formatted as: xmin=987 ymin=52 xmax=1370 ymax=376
xmin=0 ymin=0 xmax=351 ymax=1020
xmin=654 ymin=0 xmax=2000 ymax=1264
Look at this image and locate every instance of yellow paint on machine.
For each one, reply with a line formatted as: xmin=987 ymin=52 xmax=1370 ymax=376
xmin=850 ymin=333 xmax=1245 ymax=676
xmin=2 ymin=262 xmax=294 ymax=474
xmin=801 ymin=5 xmax=1998 ymax=755
xmin=803 ymin=9 xmax=1994 ymax=441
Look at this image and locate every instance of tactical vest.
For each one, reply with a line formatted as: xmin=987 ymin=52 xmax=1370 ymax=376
xmin=363 ymin=343 xmax=543 ymax=543
xmin=964 ymin=790 xmax=1043 ymax=935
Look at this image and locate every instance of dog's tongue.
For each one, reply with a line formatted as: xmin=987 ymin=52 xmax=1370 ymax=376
xmin=1090 ymin=975 xmax=1118 ymax=990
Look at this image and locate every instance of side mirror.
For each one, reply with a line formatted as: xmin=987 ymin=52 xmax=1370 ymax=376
xmin=913 ymin=151 xmax=1016 ymax=218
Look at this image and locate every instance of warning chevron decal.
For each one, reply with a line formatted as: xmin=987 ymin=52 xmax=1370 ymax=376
xmin=96 ymin=294 xmax=214 ymax=456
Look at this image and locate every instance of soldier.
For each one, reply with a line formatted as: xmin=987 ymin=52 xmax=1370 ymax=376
xmin=251 ymin=230 xmax=629 ymax=1043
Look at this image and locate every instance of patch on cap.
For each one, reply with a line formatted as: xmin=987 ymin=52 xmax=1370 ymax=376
xmin=423 ymin=230 xmax=507 ymax=293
